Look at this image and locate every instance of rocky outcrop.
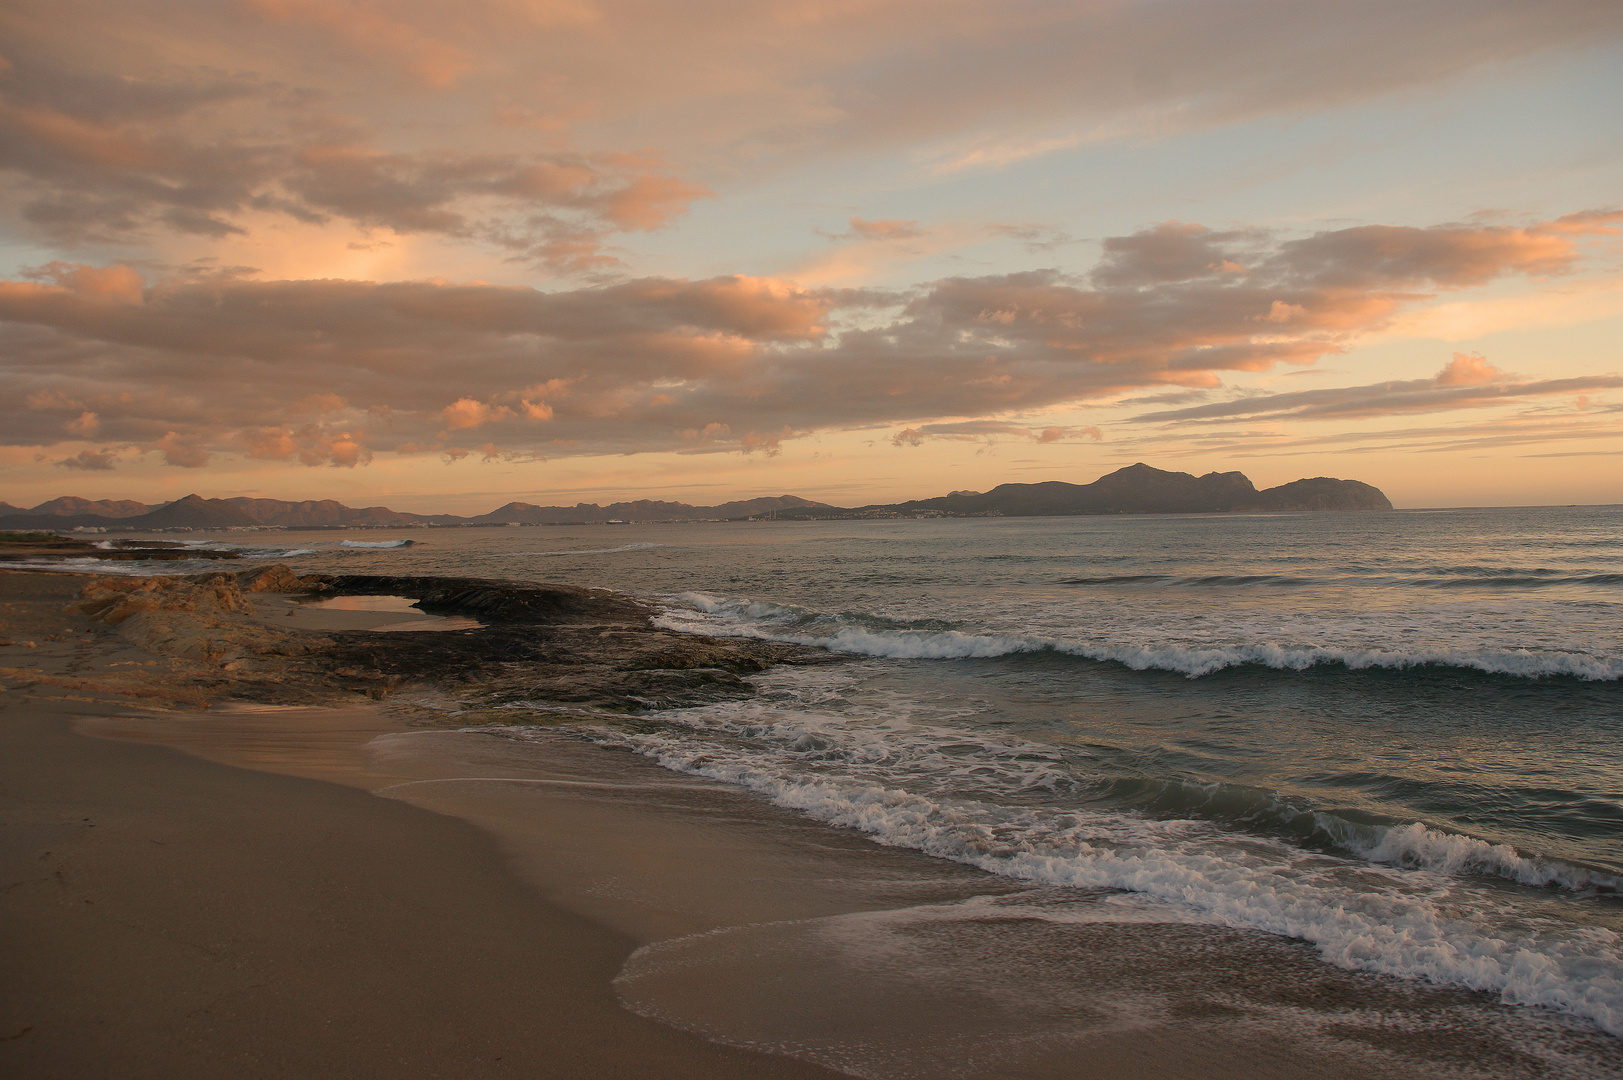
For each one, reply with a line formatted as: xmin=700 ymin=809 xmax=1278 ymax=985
xmin=66 ymin=571 xmax=330 ymax=664
xmin=49 ymin=567 xmax=830 ymax=712
xmin=237 ymin=564 xmax=329 ymax=593
xmin=69 ymin=573 xmax=257 ymax=625
xmin=309 ymin=574 xmax=652 ymax=624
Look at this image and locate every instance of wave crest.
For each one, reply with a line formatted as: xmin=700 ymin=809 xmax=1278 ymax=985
xmin=581 ymin=725 xmax=1623 ymax=1038
xmin=655 ymin=594 xmax=1622 ymax=681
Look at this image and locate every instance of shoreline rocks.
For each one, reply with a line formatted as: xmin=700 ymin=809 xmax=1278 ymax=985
xmin=53 ymin=566 xmax=832 ymax=714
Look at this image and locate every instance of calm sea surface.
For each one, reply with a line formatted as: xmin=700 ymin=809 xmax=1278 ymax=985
xmin=73 ymin=507 xmax=1623 ymax=1038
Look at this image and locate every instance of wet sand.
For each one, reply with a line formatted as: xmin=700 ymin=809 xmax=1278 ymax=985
xmin=2 ymin=700 xmax=859 ymax=1080
xmin=2 ymin=570 xmax=839 ymax=1079
xmin=5 ymin=569 xmax=1621 ymax=1079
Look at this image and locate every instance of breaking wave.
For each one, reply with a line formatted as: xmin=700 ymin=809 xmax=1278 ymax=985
xmin=654 ymin=593 xmax=1623 ymax=682
xmin=581 ymin=718 xmax=1623 ymax=1038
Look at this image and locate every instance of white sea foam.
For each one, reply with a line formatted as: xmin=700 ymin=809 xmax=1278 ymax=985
xmin=581 ymin=720 xmax=1623 ymax=1037
xmin=9 ymin=556 xmax=158 ymax=576
xmin=338 ymin=538 xmax=414 ymax=549
xmin=539 ymin=542 xmax=664 ymax=556
xmin=655 ymin=593 xmax=1623 ymax=681
xmin=1354 ymin=821 xmax=1623 ymax=893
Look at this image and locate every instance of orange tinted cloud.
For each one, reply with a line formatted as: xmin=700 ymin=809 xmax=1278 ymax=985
xmin=56 ymin=448 xmax=118 ymax=470
xmin=1435 ymin=352 xmax=1501 ymax=386
xmin=0 ymin=54 xmax=709 ymax=269
xmin=251 ymin=0 xmax=475 ymax=88
xmin=13 ymin=262 xmax=146 ymax=304
xmin=2 ymin=212 xmax=1608 ymax=468
xmin=1129 ymin=356 xmax=1622 ymax=425
xmin=843 ymin=217 xmax=923 ymax=242
xmin=892 ymin=421 xmax=1104 ymax=446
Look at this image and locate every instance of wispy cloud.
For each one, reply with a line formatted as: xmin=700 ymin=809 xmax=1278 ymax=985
xmin=820 ymin=216 xmax=924 ymax=243
xmin=891 ymin=421 xmax=1102 ymax=447
xmin=1130 ymin=354 xmax=1623 ymax=424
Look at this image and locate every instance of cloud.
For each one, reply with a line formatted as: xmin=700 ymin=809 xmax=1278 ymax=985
xmin=1435 ymin=351 xmax=1501 ymax=386
xmin=989 ymin=223 xmax=1077 ymax=253
xmin=250 ymin=0 xmax=475 ymax=89
xmin=0 ymin=55 xmax=709 ymax=270
xmin=154 ymin=431 xmax=209 ymax=467
xmin=1267 ymin=223 xmax=1576 ymax=289
xmin=0 ymin=212 xmax=1614 ymax=465
xmin=22 ymin=262 xmax=144 ymax=304
xmin=65 ymin=410 xmax=99 ymax=436
xmin=441 ymin=398 xmax=512 ymax=431
xmin=1039 ymin=425 xmax=1101 ymax=442
xmin=740 ymin=429 xmax=787 ymax=456
xmin=55 ymin=448 xmax=117 ymax=470
xmin=1092 ymin=222 xmax=1265 ymax=287
xmin=1119 ymin=406 xmax=1623 ymax=462
xmin=830 ymin=216 xmax=923 ymax=242
xmin=7 ymin=1 xmax=1608 ymax=265
xmin=1130 ymin=354 xmax=1623 ymax=424
xmin=892 ymin=421 xmax=1102 ymax=446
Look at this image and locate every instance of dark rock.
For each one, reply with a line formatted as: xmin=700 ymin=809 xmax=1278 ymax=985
xmin=309 ymin=574 xmax=655 ymax=624
xmin=277 ymin=573 xmax=820 ymax=712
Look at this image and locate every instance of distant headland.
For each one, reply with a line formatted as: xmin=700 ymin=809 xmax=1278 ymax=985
xmin=0 ymin=464 xmax=1392 ymax=531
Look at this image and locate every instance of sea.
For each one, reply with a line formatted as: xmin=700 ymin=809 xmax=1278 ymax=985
xmin=54 ymin=506 xmax=1623 ymax=1053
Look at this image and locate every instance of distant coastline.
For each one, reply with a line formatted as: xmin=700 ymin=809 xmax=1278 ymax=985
xmin=1 ymin=463 xmax=1391 ymax=532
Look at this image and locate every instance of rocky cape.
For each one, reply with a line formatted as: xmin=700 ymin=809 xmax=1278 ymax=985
xmin=1 ymin=464 xmax=1390 ymax=530
xmin=873 ymin=465 xmax=1393 ymax=518
xmin=3 ymin=566 xmax=831 ymax=717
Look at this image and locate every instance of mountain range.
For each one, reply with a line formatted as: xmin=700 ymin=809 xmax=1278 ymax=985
xmin=0 ymin=465 xmax=1391 ymax=530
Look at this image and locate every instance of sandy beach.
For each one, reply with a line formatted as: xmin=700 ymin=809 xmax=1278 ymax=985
xmin=4 ymin=567 xmax=1620 ymax=1080
xmin=0 ymin=570 xmax=849 ymax=1080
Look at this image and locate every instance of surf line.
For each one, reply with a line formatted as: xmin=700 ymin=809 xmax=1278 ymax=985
xmin=373 ymin=777 xmax=728 ymax=794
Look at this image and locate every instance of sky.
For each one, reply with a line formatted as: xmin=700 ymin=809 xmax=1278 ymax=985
xmin=1 ymin=0 xmax=1620 ymax=513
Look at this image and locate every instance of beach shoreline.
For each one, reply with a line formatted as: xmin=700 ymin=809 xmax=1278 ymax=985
xmin=4 ymin=567 xmax=1620 ymax=1079
xmin=1 ymin=569 xmax=852 ymax=1079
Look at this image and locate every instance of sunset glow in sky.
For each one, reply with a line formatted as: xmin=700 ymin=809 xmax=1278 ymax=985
xmin=2 ymin=0 xmax=1621 ymax=512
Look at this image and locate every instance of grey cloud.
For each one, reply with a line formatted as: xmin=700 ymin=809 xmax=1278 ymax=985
xmin=0 ymin=213 xmax=1612 ymax=466
xmin=0 ymin=56 xmax=259 ymax=125
xmin=0 ymin=58 xmax=708 ymax=269
xmin=826 ymin=217 xmax=923 ymax=243
xmin=1131 ymin=373 xmax=1623 ymax=424
xmin=892 ymin=420 xmax=1101 ymax=446
xmin=1092 ymin=223 xmax=1266 ymax=287
xmin=7 ymin=1 xmax=1616 ymax=218
xmin=1117 ymin=389 xmax=1215 ymax=407
xmin=1110 ymin=404 xmax=1623 ymax=462
xmin=989 ymin=223 xmax=1078 ymax=253
xmin=1266 ymin=224 xmax=1578 ymax=289
xmin=55 ymin=448 xmax=118 ymax=470
xmin=762 ymin=1 xmax=1623 ymax=172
